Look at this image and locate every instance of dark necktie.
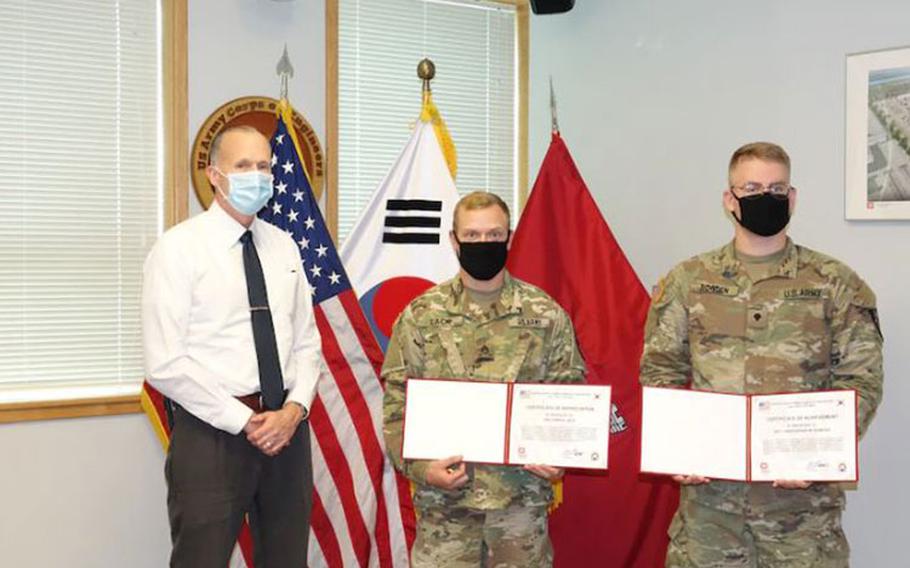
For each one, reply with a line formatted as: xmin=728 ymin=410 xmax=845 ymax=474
xmin=240 ymin=230 xmax=285 ymax=410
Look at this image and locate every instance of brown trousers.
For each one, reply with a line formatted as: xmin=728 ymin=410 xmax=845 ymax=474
xmin=165 ymin=405 xmax=312 ymax=568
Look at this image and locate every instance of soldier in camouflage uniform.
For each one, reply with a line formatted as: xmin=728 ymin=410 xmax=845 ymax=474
xmin=382 ymin=192 xmax=586 ymax=567
xmin=640 ymin=142 xmax=883 ymax=567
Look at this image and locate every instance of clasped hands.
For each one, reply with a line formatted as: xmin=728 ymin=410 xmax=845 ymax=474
xmin=244 ymin=402 xmax=306 ymax=457
xmin=425 ymin=455 xmax=565 ymax=490
xmin=672 ymin=474 xmax=812 ymax=489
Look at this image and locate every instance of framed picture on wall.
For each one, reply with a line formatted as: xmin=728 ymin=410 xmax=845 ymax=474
xmin=845 ymin=46 xmax=910 ymax=220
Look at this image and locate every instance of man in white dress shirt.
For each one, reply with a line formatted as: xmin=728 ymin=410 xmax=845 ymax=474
xmin=142 ymin=126 xmax=322 ymax=567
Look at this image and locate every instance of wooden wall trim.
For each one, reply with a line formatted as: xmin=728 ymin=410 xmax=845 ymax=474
xmin=164 ymin=0 xmax=190 ymax=228
xmin=517 ymin=0 xmax=530 ymax=210
xmin=0 ymin=396 xmax=141 ymax=424
xmin=326 ymin=0 xmax=340 ymax=240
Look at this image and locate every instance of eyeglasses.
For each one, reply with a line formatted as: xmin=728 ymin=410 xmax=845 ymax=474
xmin=730 ymin=182 xmax=793 ymax=200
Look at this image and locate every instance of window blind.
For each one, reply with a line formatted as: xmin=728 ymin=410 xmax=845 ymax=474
xmin=337 ymin=0 xmax=517 ymax=244
xmin=0 ymin=0 xmax=161 ymax=402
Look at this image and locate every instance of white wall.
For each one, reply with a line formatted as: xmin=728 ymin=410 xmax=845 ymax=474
xmin=0 ymin=2 xmax=326 ymax=566
xmin=188 ymin=0 xmax=326 ymax=214
xmin=0 ymin=415 xmax=170 ymax=567
xmin=529 ymin=1 xmax=909 ymax=565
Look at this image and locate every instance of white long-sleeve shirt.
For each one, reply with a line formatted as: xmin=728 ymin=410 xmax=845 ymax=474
xmin=142 ymin=201 xmax=322 ymax=434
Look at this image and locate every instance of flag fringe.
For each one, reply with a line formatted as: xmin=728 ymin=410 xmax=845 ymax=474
xmin=549 ymin=479 xmax=564 ymax=513
xmin=140 ymin=387 xmax=170 ymax=451
xmin=420 ymin=92 xmax=457 ymax=180
xmin=277 ymin=98 xmax=315 ymax=188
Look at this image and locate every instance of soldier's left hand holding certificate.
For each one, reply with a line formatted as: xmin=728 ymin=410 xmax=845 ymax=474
xmin=401 ymin=378 xmax=611 ymax=470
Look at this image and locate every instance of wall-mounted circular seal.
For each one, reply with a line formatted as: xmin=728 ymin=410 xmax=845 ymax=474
xmin=191 ymin=96 xmax=324 ymax=209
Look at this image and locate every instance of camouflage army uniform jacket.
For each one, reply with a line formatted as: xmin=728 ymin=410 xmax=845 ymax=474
xmin=640 ymin=239 xmax=883 ymax=514
xmin=382 ymin=272 xmax=586 ymax=512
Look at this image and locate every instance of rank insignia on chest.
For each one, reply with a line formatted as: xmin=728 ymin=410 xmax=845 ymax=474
xmin=475 ymin=344 xmax=495 ymax=364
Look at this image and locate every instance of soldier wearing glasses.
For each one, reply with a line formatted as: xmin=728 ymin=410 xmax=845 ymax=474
xmin=640 ymin=142 xmax=883 ymax=567
xmin=382 ymin=191 xmax=586 ymax=567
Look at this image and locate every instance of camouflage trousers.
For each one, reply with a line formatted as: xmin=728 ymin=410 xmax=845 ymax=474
xmin=411 ymin=503 xmax=552 ymax=568
xmin=666 ymin=499 xmax=849 ymax=568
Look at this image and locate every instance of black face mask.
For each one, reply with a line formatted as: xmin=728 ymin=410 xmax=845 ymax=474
xmin=455 ymin=236 xmax=509 ymax=281
xmin=732 ymin=193 xmax=790 ymax=237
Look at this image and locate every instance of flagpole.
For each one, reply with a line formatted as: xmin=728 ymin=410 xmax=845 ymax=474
xmin=549 ymin=75 xmax=560 ymax=135
xmin=274 ymin=46 xmax=315 ymax=191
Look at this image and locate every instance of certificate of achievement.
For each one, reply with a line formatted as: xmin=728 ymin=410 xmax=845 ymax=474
xmin=401 ymin=378 xmax=611 ymax=470
xmin=640 ymin=386 xmax=857 ymax=482
xmin=508 ymin=383 xmax=611 ymax=469
xmin=749 ymin=391 xmax=858 ymax=482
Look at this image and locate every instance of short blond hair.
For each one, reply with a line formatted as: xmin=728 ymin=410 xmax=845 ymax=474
xmin=453 ymin=191 xmax=510 ymax=231
xmin=728 ymin=142 xmax=791 ymax=183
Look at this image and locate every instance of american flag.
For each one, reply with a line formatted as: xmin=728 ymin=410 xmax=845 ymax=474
xmin=257 ymin=106 xmax=415 ymax=568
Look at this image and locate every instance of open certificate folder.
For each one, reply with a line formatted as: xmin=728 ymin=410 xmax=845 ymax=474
xmin=401 ymin=378 xmax=611 ymax=470
xmin=640 ymin=386 xmax=858 ymax=482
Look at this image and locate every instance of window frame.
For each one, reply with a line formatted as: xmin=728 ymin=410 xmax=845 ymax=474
xmin=1 ymin=0 xmax=527 ymax=423
xmin=324 ymin=0 xmax=530 ymax=239
xmin=0 ymin=0 xmax=189 ymax=424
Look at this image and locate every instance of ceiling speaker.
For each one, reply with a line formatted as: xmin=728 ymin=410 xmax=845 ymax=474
xmin=529 ymin=0 xmax=575 ymax=15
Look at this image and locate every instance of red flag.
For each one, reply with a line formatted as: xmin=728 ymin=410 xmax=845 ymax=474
xmin=508 ymin=132 xmax=679 ymax=567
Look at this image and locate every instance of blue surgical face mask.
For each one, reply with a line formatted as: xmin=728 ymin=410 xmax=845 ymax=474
xmin=214 ymin=168 xmax=274 ymax=215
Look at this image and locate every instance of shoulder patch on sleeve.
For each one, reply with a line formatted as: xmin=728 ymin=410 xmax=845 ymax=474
xmin=850 ymin=278 xmax=882 ymax=340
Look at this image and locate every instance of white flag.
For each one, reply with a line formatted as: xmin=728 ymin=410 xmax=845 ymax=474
xmin=340 ymin=115 xmax=460 ymax=351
